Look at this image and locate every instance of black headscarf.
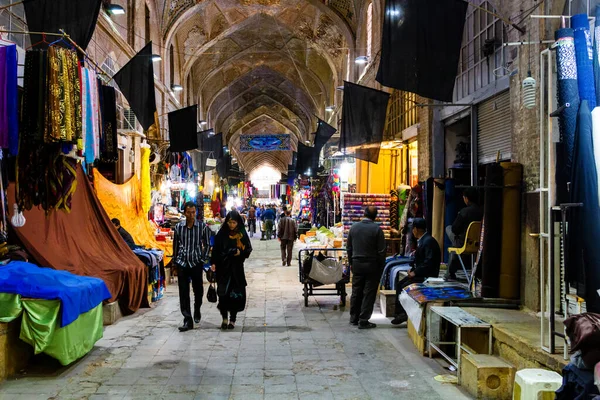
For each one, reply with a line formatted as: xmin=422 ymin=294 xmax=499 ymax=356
xmin=216 ymin=210 xmax=247 ymax=239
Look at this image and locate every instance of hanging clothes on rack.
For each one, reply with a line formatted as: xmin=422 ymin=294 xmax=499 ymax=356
xmin=0 ymin=44 xmax=18 ymax=155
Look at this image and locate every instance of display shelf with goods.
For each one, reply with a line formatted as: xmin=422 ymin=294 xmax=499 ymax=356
xmin=341 ymin=193 xmax=392 ymax=239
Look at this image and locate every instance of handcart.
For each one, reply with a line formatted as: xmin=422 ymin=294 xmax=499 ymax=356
xmin=259 ymin=219 xmax=276 ymax=240
xmin=298 ymin=248 xmax=350 ymax=307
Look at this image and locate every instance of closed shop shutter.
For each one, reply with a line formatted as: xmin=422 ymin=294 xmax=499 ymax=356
xmin=477 ymin=91 xmax=512 ymax=164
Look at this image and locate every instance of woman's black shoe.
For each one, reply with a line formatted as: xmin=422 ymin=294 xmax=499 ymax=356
xmin=220 ymin=322 xmax=228 ymax=330
xmin=227 ymin=323 xmax=235 ymax=330
xmin=358 ymin=322 xmax=377 ymax=330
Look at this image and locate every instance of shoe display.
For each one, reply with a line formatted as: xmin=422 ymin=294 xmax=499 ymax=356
xmin=358 ymin=322 xmax=377 ymax=329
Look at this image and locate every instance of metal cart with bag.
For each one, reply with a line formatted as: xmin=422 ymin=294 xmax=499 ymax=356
xmin=298 ymin=248 xmax=350 ymax=307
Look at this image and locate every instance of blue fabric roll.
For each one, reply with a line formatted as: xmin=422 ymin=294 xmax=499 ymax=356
xmin=555 ymin=28 xmax=581 ymax=204
xmin=572 ymin=14 xmax=596 ymax=109
xmin=443 ymin=179 xmax=457 ymax=263
xmin=568 ymin=100 xmax=600 ymax=313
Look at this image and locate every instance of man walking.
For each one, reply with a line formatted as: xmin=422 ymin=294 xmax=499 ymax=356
xmin=173 ymin=202 xmax=211 ymax=332
xmin=392 ymin=218 xmax=441 ymax=325
xmin=445 ymin=187 xmax=483 ymax=280
xmin=347 ymin=206 xmax=386 ymax=329
xmin=278 ymin=210 xmax=297 ymax=266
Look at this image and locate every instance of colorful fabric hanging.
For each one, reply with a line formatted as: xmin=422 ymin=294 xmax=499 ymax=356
xmin=81 ymin=67 xmax=101 ymax=164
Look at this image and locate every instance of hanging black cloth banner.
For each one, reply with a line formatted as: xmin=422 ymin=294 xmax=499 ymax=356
xmin=113 ymin=42 xmax=157 ymax=131
xmin=217 ymin=153 xmax=231 ymax=178
xmin=197 ymin=131 xmax=222 ymax=173
xmin=168 ymin=105 xmax=198 ymax=152
xmin=99 ymin=84 xmax=118 ymax=162
xmin=568 ymin=100 xmax=600 ymax=312
xmin=376 ymin=0 xmax=467 ymax=102
xmin=295 ymin=143 xmax=318 ymax=175
xmin=340 ymin=81 xmax=389 ymax=164
xmin=314 ymin=119 xmax=337 ymax=150
xmin=24 ymin=0 xmax=102 ymax=51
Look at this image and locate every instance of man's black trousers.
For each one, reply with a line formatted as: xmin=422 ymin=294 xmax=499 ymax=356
xmin=350 ymin=272 xmax=380 ymax=323
xmin=177 ymin=265 xmax=204 ymax=325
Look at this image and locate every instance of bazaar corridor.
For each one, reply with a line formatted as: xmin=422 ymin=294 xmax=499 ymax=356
xmin=0 ymin=238 xmax=470 ymax=400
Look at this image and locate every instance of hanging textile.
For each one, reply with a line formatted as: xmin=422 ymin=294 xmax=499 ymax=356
xmin=340 ymin=81 xmax=389 ymax=164
xmin=141 ymin=147 xmax=151 ymax=215
xmin=0 ymin=45 xmax=18 ymax=155
xmin=572 ymin=14 xmax=596 ymax=109
xmin=81 ymin=68 xmax=100 ymax=164
xmin=295 ymin=143 xmax=318 ymax=175
xmin=569 ymin=100 xmax=600 ymax=312
xmin=113 ymin=42 xmax=157 ymax=131
xmin=20 ymin=50 xmax=47 ymax=144
xmin=443 ymin=179 xmax=458 ymax=264
xmin=376 ymin=0 xmax=467 ymax=102
xmin=99 ymin=85 xmax=118 ymax=162
xmin=168 ymin=105 xmax=198 ymax=152
xmin=555 ymin=28 xmax=581 ymax=204
xmin=93 ymin=169 xmax=172 ymax=261
xmin=314 ymin=119 xmax=336 ymax=150
xmin=593 ymin=5 xmax=600 ymax=102
xmin=23 ymin=0 xmax=101 ymax=51
xmin=45 ymin=47 xmax=82 ymax=144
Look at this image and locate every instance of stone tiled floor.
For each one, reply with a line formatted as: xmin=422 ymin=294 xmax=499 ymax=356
xmin=0 ymin=238 xmax=471 ymax=400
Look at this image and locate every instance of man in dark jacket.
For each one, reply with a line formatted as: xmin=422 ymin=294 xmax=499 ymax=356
xmin=445 ymin=187 xmax=483 ymax=280
xmin=391 ymin=218 xmax=441 ymax=325
xmin=278 ymin=210 xmax=297 ymax=266
xmin=347 ymin=206 xmax=386 ymax=329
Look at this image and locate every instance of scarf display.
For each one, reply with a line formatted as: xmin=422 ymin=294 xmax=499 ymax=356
xmin=99 ymin=84 xmax=118 ymax=162
xmin=555 ymin=28 xmax=580 ymax=204
xmin=81 ymin=67 xmax=101 ymax=163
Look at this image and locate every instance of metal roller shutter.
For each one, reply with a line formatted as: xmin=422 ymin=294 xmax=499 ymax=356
xmin=477 ymin=91 xmax=512 ymax=164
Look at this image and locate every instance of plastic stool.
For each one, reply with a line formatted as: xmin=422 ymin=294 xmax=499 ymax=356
xmin=512 ymin=368 xmax=563 ymax=400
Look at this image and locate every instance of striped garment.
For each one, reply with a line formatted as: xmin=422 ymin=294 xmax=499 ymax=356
xmin=173 ymin=220 xmax=211 ymax=268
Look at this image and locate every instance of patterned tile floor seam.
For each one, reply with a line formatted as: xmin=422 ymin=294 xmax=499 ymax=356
xmin=0 ymin=237 xmax=472 ymax=400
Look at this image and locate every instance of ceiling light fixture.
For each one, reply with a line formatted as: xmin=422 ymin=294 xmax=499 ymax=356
xmin=325 ymin=106 xmax=335 ymax=112
xmin=106 ymin=4 xmax=125 ymax=15
xmin=355 ymin=56 xmax=369 ymax=64
xmin=151 ymin=54 xmax=162 ymax=62
xmin=171 ymin=84 xmax=183 ymax=92
xmin=336 ymin=85 xmax=345 ymax=91
xmin=199 ymin=120 xmax=208 ymax=126
xmin=305 ymin=140 xmax=311 ymax=145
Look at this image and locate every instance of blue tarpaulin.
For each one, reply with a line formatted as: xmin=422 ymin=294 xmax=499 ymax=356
xmin=0 ymin=261 xmax=111 ymax=327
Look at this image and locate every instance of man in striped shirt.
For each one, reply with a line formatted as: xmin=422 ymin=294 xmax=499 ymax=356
xmin=173 ymin=202 xmax=211 ymax=332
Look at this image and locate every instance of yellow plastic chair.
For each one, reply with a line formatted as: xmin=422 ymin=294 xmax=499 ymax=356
xmin=448 ymin=221 xmax=482 ymax=287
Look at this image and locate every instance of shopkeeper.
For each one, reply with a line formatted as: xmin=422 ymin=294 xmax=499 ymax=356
xmin=391 ymin=218 xmax=441 ymax=326
xmin=112 ymin=218 xmax=137 ymax=250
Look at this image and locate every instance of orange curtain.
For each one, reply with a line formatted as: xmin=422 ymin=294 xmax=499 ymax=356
xmin=93 ymin=169 xmax=172 ymax=261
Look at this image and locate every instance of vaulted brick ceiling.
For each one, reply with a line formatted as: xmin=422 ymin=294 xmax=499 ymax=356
xmin=164 ymin=0 xmax=353 ymax=175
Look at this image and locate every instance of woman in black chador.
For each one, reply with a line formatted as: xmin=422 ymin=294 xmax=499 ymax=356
xmin=210 ymin=210 xmax=252 ymax=330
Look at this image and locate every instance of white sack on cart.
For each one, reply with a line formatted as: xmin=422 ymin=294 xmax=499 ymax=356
xmin=309 ymin=258 xmax=343 ymax=285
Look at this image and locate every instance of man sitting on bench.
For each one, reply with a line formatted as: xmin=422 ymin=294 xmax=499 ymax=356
xmin=391 ymin=218 xmax=441 ymax=326
xmin=444 ymin=187 xmax=483 ymax=281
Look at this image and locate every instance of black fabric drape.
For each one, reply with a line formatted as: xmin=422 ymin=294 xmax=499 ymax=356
xmin=314 ymin=119 xmax=336 ymax=150
xmin=376 ymin=0 xmax=467 ymax=102
xmin=24 ymin=0 xmax=101 ymax=51
xmin=568 ymin=100 xmax=600 ymax=312
xmin=480 ymin=163 xmax=504 ymax=298
xmin=295 ymin=143 xmax=318 ymax=175
xmin=99 ymin=85 xmax=118 ymax=162
xmin=340 ymin=81 xmax=389 ymax=164
xmin=168 ymin=105 xmax=198 ymax=152
xmin=197 ymin=131 xmax=222 ymax=173
xmin=217 ymin=153 xmax=231 ymax=178
xmin=113 ymin=42 xmax=157 ymax=131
